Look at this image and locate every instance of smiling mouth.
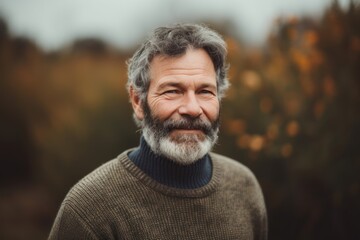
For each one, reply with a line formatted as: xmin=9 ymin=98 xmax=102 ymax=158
xmin=164 ymin=120 xmax=211 ymax=135
xmin=173 ymin=129 xmax=202 ymax=132
xmin=171 ymin=129 xmax=205 ymax=135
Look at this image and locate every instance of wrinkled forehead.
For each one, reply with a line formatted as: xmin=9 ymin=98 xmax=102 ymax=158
xmin=149 ymin=48 xmax=216 ymax=76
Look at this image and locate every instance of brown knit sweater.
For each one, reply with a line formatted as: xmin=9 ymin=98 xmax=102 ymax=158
xmin=49 ymin=150 xmax=267 ymax=240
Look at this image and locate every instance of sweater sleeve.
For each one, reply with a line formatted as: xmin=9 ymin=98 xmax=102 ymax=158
xmin=48 ymin=201 xmax=99 ymax=240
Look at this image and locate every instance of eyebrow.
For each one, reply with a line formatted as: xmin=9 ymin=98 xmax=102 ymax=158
xmin=157 ymin=81 xmax=217 ymax=91
xmin=157 ymin=82 xmax=182 ymax=90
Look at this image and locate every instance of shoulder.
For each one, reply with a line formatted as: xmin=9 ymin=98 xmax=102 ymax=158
xmin=210 ymin=151 xmax=265 ymax=199
xmin=210 ymin=152 xmax=256 ymax=180
xmin=50 ymin=150 xmax=137 ymax=238
xmin=62 ymin=150 xmax=132 ymax=211
xmin=210 ymin=152 xmax=267 ymax=229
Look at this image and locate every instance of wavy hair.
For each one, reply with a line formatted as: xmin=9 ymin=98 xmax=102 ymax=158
xmin=127 ymin=23 xmax=229 ymax=102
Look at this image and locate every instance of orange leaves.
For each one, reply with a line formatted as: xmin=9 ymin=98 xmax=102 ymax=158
xmin=249 ymin=135 xmax=266 ymax=152
xmin=267 ymin=123 xmax=279 ymax=140
xmin=323 ymin=76 xmax=337 ymax=98
xmin=284 ymin=92 xmax=302 ymax=117
xmin=300 ymin=77 xmax=317 ymax=97
xmin=304 ymin=30 xmax=319 ymax=48
xmin=286 ymin=120 xmax=300 ymax=137
xmin=225 ymin=36 xmax=242 ymax=56
xmin=224 ymin=119 xmax=246 ymax=135
xmin=236 ymin=134 xmax=265 ymax=152
xmin=241 ymin=70 xmax=262 ymax=91
xmin=221 ymin=6 xmax=356 ymax=162
xmin=290 ymin=48 xmax=311 ymax=74
xmin=281 ymin=143 xmax=293 ymax=158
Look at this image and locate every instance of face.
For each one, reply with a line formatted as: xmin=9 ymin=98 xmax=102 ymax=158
xmin=130 ymin=48 xmax=220 ymax=164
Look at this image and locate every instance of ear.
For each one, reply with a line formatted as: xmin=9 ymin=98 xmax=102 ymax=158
xmin=129 ymin=86 xmax=144 ymax=121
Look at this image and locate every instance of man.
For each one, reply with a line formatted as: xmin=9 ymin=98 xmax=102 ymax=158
xmin=49 ymin=23 xmax=267 ymax=239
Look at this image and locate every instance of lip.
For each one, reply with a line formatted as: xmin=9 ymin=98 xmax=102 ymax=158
xmin=172 ymin=129 xmax=203 ymax=134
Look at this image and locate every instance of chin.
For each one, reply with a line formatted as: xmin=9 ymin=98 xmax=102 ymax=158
xmin=158 ymin=136 xmax=212 ymax=165
xmin=143 ymin=126 xmax=218 ymax=165
xmin=169 ymin=131 xmax=206 ymax=143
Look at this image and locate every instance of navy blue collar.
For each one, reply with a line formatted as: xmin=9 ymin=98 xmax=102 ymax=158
xmin=128 ymin=137 xmax=212 ymax=189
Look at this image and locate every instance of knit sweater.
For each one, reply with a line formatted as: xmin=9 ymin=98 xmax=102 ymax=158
xmin=49 ymin=149 xmax=267 ymax=240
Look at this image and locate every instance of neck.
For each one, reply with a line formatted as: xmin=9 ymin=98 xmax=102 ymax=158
xmin=128 ymin=137 xmax=212 ymax=189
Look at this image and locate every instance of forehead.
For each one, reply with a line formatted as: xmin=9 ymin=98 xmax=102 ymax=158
xmin=149 ymin=48 xmax=216 ymax=85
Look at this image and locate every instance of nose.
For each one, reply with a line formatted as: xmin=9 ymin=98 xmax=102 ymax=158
xmin=178 ymin=92 xmax=203 ymax=118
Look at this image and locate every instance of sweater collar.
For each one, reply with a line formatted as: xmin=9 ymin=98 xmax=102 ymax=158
xmin=128 ymin=137 xmax=212 ymax=189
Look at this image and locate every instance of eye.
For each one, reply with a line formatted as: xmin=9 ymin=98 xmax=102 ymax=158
xmin=198 ymin=89 xmax=216 ymax=96
xmin=163 ymin=89 xmax=182 ymax=95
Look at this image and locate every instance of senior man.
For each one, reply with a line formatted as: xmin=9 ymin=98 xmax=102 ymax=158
xmin=49 ymin=23 xmax=267 ymax=239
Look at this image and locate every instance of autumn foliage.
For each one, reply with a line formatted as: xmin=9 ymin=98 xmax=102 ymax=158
xmin=0 ymin=2 xmax=359 ymax=239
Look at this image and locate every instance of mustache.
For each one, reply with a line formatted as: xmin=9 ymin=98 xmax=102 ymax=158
xmin=162 ymin=117 xmax=214 ymax=135
xmin=142 ymin=100 xmax=220 ymax=137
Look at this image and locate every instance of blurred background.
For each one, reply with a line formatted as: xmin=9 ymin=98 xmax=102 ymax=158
xmin=0 ymin=0 xmax=359 ymax=239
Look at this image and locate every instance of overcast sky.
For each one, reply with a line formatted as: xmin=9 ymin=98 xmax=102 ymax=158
xmin=0 ymin=0 xmax=352 ymax=50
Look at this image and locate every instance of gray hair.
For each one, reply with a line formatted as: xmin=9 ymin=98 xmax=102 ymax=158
xmin=127 ymin=23 xmax=230 ymax=102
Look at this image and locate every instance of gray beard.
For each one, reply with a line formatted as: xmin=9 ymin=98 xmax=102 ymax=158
xmin=141 ymin=103 xmax=219 ymax=165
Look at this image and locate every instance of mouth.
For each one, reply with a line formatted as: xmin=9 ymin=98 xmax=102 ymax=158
xmin=169 ymin=128 xmax=207 ymax=142
xmin=163 ymin=118 xmax=212 ymax=136
xmin=169 ymin=128 xmax=207 ymax=140
xmin=172 ymin=129 xmax=203 ymax=134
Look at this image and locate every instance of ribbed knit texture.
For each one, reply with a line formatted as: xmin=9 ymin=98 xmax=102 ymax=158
xmin=49 ymin=150 xmax=268 ymax=240
xmin=128 ymin=137 xmax=212 ymax=189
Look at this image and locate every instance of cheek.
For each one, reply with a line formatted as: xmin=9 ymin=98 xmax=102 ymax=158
xmin=148 ymin=96 xmax=219 ymax=121
xmin=149 ymin=99 xmax=179 ymax=119
xmin=201 ymin=100 xmax=220 ymax=120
